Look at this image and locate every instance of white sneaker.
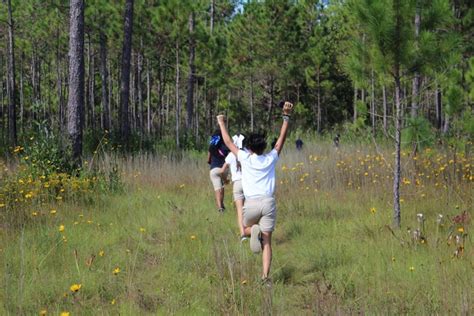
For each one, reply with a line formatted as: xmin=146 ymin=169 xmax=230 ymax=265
xmin=250 ymin=225 xmax=262 ymax=253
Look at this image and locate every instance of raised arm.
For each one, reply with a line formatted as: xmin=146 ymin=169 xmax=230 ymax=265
xmin=274 ymin=102 xmax=294 ymax=155
xmin=217 ymin=115 xmax=239 ymax=156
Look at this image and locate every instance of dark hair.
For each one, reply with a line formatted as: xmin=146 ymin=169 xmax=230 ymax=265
xmin=246 ymin=132 xmax=267 ymax=155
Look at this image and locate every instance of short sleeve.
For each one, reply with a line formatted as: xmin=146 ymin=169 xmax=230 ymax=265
xmin=269 ymin=149 xmax=279 ymax=162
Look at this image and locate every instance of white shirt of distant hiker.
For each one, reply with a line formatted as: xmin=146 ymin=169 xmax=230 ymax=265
xmin=225 ymin=153 xmax=242 ymax=182
xmin=237 ymin=149 xmax=279 ymax=199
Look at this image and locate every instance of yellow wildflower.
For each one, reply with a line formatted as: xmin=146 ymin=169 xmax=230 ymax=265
xmin=190 ymin=235 xmax=197 ymax=240
xmin=99 ymin=250 xmax=105 ymax=257
xmin=409 ymin=266 xmax=415 ymax=272
xmin=113 ymin=267 xmax=120 ymax=275
xmin=111 ymin=298 xmax=116 ymax=305
xmin=370 ymin=207 xmax=376 ymax=214
xmin=139 ymin=227 xmax=146 ymax=233
xmin=58 ymin=225 xmax=65 ymax=233
xmin=50 ymin=209 xmax=57 ymax=215
xmin=60 ymin=312 xmax=70 ymax=316
xmin=70 ymin=283 xmax=81 ymax=293
xmin=458 ymin=227 xmax=464 ymax=233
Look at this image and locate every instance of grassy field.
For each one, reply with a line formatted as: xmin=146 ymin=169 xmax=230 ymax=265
xmin=1 ymin=141 xmax=472 ymax=315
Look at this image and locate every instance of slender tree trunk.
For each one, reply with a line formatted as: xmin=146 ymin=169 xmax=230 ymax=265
xmin=108 ymin=59 xmax=113 ymax=130
xmin=195 ymin=79 xmax=199 ymax=145
xmin=266 ymin=77 xmax=274 ymax=127
xmin=435 ymin=84 xmax=442 ymax=130
xmin=186 ymin=12 xmax=196 ymax=132
xmin=353 ymin=85 xmax=357 ymax=123
xmin=166 ymin=83 xmax=170 ymax=125
xmin=250 ymin=76 xmax=254 ymax=132
xmin=137 ymin=47 xmax=143 ymax=135
xmin=90 ymin=43 xmax=95 ymax=130
xmin=56 ymin=49 xmax=64 ymax=132
xmin=210 ymin=0 xmax=215 ymax=35
xmin=443 ymin=114 xmax=449 ymax=134
xmin=393 ymin=78 xmax=402 ymax=228
xmin=392 ymin=0 xmax=402 ymax=229
xmin=85 ymin=35 xmax=91 ymax=129
xmin=370 ymin=69 xmax=375 ymax=136
xmin=175 ymin=41 xmax=180 ymax=148
xmin=19 ymin=52 xmax=24 ymax=133
xmin=99 ymin=30 xmax=110 ymax=131
xmin=131 ymin=53 xmax=136 ymax=131
xmin=317 ymin=70 xmax=321 ymax=133
xmin=382 ymin=85 xmax=387 ymax=135
xmin=146 ymin=59 xmax=151 ymax=135
xmin=411 ymin=1 xmax=421 ymax=118
xmin=119 ymin=0 xmax=134 ymax=142
xmin=67 ymin=0 xmax=85 ymax=167
xmin=7 ymin=0 xmax=17 ymax=146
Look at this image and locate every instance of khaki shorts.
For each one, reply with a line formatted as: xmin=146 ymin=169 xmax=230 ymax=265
xmin=243 ymin=196 xmax=276 ymax=232
xmin=210 ymin=168 xmax=225 ymax=190
xmin=232 ymin=180 xmax=244 ymax=201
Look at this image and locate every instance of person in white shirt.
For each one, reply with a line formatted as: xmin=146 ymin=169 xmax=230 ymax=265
xmin=220 ymin=134 xmax=246 ymax=241
xmin=216 ymin=102 xmax=293 ymax=283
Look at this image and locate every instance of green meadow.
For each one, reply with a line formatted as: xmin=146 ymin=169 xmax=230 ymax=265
xmin=1 ymin=141 xmax=472 ymax=315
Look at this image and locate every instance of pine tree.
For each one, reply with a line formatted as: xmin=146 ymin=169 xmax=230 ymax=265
xmin=67 ymin=0 xmax=85 ymax=167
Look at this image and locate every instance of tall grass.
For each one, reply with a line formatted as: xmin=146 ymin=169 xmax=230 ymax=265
xmin=1 ymin=141 xmax=472 ymax=314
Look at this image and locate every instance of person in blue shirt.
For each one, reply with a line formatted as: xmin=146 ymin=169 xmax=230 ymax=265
xmin=207 ymin=129 xmax=230 ymax=212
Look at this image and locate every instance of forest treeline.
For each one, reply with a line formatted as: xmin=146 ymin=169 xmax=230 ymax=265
xmin=0 ymin=0 xmax=472 ymax=156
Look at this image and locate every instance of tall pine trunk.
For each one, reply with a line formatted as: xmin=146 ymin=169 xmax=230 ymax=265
xmin=99 ymin=30 xmax=110 ymax=131
xmin=119 ymin=0 xmax=134 ymax=142
xmin=411 ymin=1 xmax=421 ymax=118
xmin=146 ymin=59 xmax=151 ymax=135
xmin=186 ymin=12 xmax=196 ymax=132
xmin=382 ymin=85 xmax=387 ymax=135
xmin=67 ymin=0 xmax=85 ymax=167
xmin=137 ymin=48 xmax=144 ymax=135
xmin=19 ymin=52 xmax=24 ymax=133
xmin=250 ymin=76 xmax=254 ymax=132
xmin=353 ymin=85 xmax=357 ymax=123
xmin=370 ymin=69 xmax=375 ymax=136
xmin=317 ymin=69 xmax=321 ymax=133
xmin=175 ymin=40 xmax=180 ymax=148
xmin=435 ymin=85 xmax=442 ymax=130
xmin=7 ymin=0 xmax=17 ymax=146
xmin=392 ymin=0 xmax=402 ymax=229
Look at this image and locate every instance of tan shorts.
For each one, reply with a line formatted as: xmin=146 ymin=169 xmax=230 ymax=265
xmin=210 ymin=168 xmax=225 ymax=190
xmin=243 ymin=196 xmax=276 ymax=232
xmin=232 ymin=180 xmax=244 ymax=201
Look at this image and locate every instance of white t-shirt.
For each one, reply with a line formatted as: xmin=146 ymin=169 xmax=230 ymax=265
xmin=224 ymin=153 xmax=242 ymax=182
xmin=237 ymin=149 xmax=279 ymax=199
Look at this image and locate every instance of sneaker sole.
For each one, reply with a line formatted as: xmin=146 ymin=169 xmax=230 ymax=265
xmin=250 ymin=225 xmax=262 ymax=253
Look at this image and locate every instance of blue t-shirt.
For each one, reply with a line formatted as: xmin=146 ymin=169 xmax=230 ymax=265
xmin=209 ymin=143 xmax=229 ymax=169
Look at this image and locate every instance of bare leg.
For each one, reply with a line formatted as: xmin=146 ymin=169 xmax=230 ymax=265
xmin=220 ymin=187 xmax=225 ymax=209
xmin=214 ymin=188 xmax=224 ymax=209
xmin=243 ymin=225 xmax=252 ymax=236
xmin=261 ymin=231 xmax=272 ymax=279
xmin=235 ymin=199 xmax=245 ymax=236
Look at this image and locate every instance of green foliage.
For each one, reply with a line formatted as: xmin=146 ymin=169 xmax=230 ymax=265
xmin=402 ymin=116 xmax=435 ymax=150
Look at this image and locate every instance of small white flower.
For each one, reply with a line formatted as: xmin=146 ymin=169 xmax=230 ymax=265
xmin=455 ymin=235 xmax=461 ymax=245
xmin=436 ymin=214 xmax=444 ymax=225
xmin=416 ymin=213 xmax=425 ymax=223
